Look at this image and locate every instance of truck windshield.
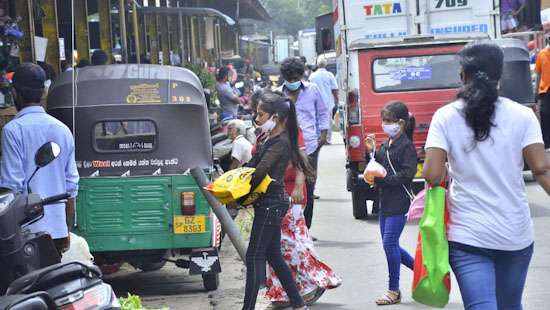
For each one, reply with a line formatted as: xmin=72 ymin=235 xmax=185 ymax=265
xmin=373 ymin=54 xmax=461 ymax=92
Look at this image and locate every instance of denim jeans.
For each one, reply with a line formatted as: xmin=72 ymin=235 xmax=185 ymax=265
xmin=242 ymin=203 xmax=305 ymax=309
xmin=449 ymin=241 xmax=534 ymax=310
xmin=379 ymin=214 xmax=414 ymax=291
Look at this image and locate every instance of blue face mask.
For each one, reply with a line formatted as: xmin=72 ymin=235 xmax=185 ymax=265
xmin=284 ymin=80 xmax=302 ymax=91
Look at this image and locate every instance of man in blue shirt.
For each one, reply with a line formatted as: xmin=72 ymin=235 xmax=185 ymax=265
xmin=0 ymin=63 xmax=79 ymax=254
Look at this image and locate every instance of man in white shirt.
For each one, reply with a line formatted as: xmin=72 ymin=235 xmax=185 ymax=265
xmin=309 ymin=57 xmax=338 ymax=142
xmin=228 ymin=120 xmax=253 ymax=169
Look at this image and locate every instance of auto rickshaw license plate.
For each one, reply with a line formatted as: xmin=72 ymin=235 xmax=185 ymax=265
xmin=173 ymin=215 xmax=206 ymax=234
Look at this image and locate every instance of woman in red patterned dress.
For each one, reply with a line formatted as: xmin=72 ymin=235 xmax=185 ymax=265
xmin=264 ymin=99 xmax=342 ymax=309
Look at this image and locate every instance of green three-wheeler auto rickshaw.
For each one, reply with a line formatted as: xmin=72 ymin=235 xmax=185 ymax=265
xmin=47 ymin=64 xmax=222 ymax=290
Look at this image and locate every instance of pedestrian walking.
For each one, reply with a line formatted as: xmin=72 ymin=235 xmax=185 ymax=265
xmin=423 ymin=41 xmax=550 ymax=310
xmin=0 ymin=63 xmax=80 ymax=256
xmin=216 ymin=67 xmax=241 ymax=120
xmin=364 ymin=101 xmax=416 ymax=305
xmin=535 ymin=42 xmax=550 ymax=149
xmin=277 ymin=57 xmax=330 ymax=231
xmin=242 ymin=91 xmax=309 ymax=310
xmin=264 ymin=100 xmax=342 ymax=308
xmin=309 ymin=57 xmax=339 ymax=143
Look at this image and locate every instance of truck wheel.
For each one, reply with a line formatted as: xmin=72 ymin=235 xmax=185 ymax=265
xmin=352 ymin=188 xmax=367 ymax=219
xmin=202 ymin=273 xmax=220 ymax=291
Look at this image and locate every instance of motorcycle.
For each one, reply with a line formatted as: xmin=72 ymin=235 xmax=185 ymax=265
xmin=0 ymin=141 xmax=119 ymax=309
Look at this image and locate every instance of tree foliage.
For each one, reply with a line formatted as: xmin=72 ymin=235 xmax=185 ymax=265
xmin=259 ymin=0 xmax=332 ymax=36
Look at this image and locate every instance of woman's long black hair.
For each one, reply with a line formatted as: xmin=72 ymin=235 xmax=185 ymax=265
xmin=258 ymin=90 xmax=314 ymax=179
xmin=457 ymin=41 xmax=504 ymax=142
xmin=382 ymin=101 xmax=416 ymax=141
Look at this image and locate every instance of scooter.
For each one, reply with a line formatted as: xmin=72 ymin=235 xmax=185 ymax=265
xmin=0 ymin=141 xmax=119 ymax=309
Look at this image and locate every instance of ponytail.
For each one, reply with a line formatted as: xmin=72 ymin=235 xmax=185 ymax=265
xmin=405 ymin=113 xmax=416 ymax=141
xmin=457 ymin=41 xmax=504 ymax=143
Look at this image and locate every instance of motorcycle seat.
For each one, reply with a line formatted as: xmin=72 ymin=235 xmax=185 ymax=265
xmin=6 ymin=262 xmax=101 ymax=295
xmin=0 ymin=292 xmax=55 ymax=310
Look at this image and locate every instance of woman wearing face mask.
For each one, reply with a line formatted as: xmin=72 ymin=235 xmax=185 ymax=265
xmin=242 ymin=91 xmax=310 ymax=310
xmin=364 ymin=101 xmax=416 ymax=306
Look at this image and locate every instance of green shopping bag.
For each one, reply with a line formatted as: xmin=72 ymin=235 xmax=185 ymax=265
xmin=411 ymin=186 xmax=451 ymax=308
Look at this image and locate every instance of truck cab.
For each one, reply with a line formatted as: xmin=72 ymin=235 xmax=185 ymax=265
xmin=334 ymin=0 xmax=501 ymax=218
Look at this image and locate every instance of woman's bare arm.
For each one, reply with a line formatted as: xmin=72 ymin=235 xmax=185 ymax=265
xmin=524 ymin=143 xmax=550 ymax=195
xmin=423 ymin=147 xmax=448 ymax=187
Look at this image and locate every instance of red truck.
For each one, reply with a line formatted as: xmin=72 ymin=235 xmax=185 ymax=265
xmin=332 ymin=0 xmax=508 ymax=219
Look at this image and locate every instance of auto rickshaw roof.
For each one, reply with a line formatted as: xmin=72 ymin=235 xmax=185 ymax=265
xmin=47 ymin=64 xmax=206 ymax=109
xmin=492 ymin=38 xmax=530 ymax=61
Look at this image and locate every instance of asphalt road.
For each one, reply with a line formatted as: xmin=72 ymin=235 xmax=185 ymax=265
xmin=110 ymin=135 xmax=550 ymax=310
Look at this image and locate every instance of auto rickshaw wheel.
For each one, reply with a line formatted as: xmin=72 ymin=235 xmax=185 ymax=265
xmin=202 ymin=273 xmax=220 ymax=291
xmin=138 ymin=260 xmax=167 ymax=272
xmin=352 ymin=188 xmax=368 ymax=220
xmin=137 ymin=250 xmax=170 ymax=272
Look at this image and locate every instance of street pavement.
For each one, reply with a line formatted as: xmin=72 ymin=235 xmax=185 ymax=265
xmin=110 ymin=133 xmax=550 ymax=310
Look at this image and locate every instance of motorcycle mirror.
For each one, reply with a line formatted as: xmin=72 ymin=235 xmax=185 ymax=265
xmin=35 ymin=142 xmax=61 ymax=168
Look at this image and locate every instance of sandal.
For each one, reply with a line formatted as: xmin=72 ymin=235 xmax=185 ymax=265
xmin=375 ymin=290 xmax=401 ymax=306
xmin=305 ymin=287 xmax=326 ymax=306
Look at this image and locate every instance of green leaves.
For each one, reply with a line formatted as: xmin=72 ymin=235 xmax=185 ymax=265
xmin=260 ymin=0 xmax=332 ymax=36
xmin=119 ymin=294 xmax=169 ymax=310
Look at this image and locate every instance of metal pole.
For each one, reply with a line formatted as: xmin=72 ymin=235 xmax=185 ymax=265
xmin=132 ymin=1 xmax=141 ymax=63
xmin=190 ymin=168 xmax=247 ymax=262
xmin=119 ymin=0 xmax=128 ymax=63
xmin=178 ymin=11 xmax=185 ymax=64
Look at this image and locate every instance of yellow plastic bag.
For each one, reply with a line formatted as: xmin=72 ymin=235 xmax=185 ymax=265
xmin=205 ymin=167 xmax=272 ymax=206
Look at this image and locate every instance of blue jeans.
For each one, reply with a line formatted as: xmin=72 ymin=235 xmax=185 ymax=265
xmin=449 ymin=241 xmax=534 ymax=310
xmin=379 ymin=214 xmax=414 ymax=291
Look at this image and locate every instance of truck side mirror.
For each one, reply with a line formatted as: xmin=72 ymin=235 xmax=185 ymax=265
xmin=321 ymin=28 xmax=332 ymax=52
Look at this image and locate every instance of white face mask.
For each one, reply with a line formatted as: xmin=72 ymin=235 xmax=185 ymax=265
xmin=382 ymin=123 xmax=401 ymax=138
xmin=260 ymin=116 xmax=276 ymax=133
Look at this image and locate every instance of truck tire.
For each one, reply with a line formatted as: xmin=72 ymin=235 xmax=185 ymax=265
xmin=352 ymin=188 xmax=367 ymax=219
xmin=202 ymin=273 xmax=220 ymax=291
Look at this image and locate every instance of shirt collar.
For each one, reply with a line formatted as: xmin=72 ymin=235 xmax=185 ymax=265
xmin=15 ymin=105 xmax=45 ymax=119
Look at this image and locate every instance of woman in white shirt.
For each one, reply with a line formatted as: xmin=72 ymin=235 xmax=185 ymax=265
xmin=424 ymin=41 xmax=550 ymax=310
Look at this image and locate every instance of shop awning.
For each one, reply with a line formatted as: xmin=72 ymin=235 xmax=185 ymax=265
xmin=139 ymin=7 xmax=236 ymax=26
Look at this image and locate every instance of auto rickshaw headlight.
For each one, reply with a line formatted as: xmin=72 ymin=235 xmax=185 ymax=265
xmin=349 ymin=136 xmax=361 ymax=148
xmin=181 ymin=192 xmax=196 ymax=215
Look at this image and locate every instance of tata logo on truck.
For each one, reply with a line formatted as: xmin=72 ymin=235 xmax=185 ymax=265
xmin=363 ymin=2 xmax=404 ymax=17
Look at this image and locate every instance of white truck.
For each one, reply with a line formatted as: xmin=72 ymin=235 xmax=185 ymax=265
xmin=298 ymin=29 xmax=317 ymax=65
xmin=274 ymin=36 xmax=292 ymax=63
xmin=333 ymin=0 xmax=502 ymax=219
